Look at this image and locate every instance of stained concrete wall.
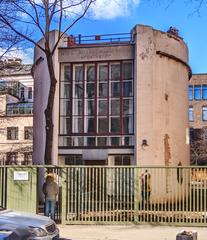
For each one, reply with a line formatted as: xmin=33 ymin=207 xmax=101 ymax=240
xmin=133 ymin=25 xmax=190 ymax=167
xmin=33 ymin=25 xmax=190 ymax=169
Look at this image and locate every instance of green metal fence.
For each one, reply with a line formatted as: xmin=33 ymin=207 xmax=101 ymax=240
xmin=1 ymin=166 xmax=207 ymax=226
xmin=62 ymin=166 xmax=207 ymax=226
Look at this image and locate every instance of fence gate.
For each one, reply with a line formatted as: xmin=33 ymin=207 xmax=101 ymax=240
xmin=7 ymin=167 xmax=37 ymax=213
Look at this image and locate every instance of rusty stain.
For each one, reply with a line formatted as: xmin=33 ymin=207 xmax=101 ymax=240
xmin=164 ymin=134 xmax=171 ymax=166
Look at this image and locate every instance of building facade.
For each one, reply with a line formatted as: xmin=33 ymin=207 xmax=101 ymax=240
xmin=0 ymin=59 xmax=33 ymax=165
xmin=33 ymin=25 xmax=190 ymax=166
xmin=188 ymin=74 xmax=207 ymax=165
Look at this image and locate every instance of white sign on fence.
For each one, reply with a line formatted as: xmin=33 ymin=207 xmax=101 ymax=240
xmin=13 ymin=171 xmax=29 ymax=181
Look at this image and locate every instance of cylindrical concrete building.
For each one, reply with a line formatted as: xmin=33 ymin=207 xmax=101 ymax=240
xmin=33 ymin=25 xmax=190 ymax=169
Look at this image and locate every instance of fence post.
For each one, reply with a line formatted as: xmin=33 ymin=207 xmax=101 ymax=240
xmin=61 ymin=167 xmax=67 ymax=224
xmin=134 ymin=167 xmax=139 ymax=224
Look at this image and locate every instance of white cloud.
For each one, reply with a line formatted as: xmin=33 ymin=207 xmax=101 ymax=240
xmin=90 ymin=0 xmax=140 ymax=19
xmin=0 ymin=48 xmax=33 ymax=64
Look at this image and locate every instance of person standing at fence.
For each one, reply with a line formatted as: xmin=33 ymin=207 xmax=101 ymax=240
xmin=141 ymin=170 xmax=151 ymax=210
xmin=43 ymin=173 xmax=59 ymax=220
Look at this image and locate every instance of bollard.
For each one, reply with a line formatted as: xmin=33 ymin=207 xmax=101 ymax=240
xmin=176 ymin=231 xmax=197 ymax=240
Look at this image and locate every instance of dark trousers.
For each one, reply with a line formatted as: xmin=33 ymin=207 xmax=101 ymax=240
xmin=141 ymin=191 xmax=151 ymax=209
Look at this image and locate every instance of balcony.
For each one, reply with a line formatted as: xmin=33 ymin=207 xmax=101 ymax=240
xmin=0 ymin=81 xmax=24 ymax=99
xmin=61 ymin=33 xmax=133 ymax=47
xmin=6 ymin=102 xmax=33 ymax=116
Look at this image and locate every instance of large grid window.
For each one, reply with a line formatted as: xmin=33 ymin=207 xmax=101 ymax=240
xmin=59 ymin=61 xmax=134 ymax=147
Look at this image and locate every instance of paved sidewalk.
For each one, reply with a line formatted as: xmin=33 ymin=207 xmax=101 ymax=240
xmin=58 ymin=224 xmax=207 ymax=240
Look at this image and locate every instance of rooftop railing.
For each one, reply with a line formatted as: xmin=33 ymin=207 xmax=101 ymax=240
xmin=62 ymin=33 xmax=133 ymax=47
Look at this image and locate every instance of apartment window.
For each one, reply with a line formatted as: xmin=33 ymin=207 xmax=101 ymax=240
xmin=6 ymin=152 xmax=18 ymax=165
xmin=7 ymin=127 xmax=18 ymax=140
xmin=203 ymin=85 xmax=207 ymax=100
xmin=23 ymin=152 xmax=32 ymax=165
xmin=24 ymin=127 xmax=33 ymax=140
xmin=28 ymin=87 xmax=33 ymax=100
xmin=20 ymin=87 xmax=25 ymax=101
xmin=188 ymin=85 xmax=193 ymax=101
xmin=194 ymin=85 xmax=201 ymax=100
xmin=189 ymin=107 xmax=194 ymax=122
xmin=202 ymin=106 xmax=207 ymax=121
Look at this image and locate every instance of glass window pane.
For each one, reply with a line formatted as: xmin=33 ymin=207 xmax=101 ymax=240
xmin=188 ymin=85 xmax=193 ymax=101
xmin=59 ymin=136 xmax=72 ymax=147
xmin=123 ymin=99 xmax=133 ymax=114
xmin=74 ymin=84 xmax=83 ymax=98
xmin=203 ymin=85 xmax=207 ymax=100
xmin=97 ymin=137 xmax=107 ymax=146
xmin=123 ymin=81 xmax=133 ymax=97
xmin=124 ymin=136 xmax=133 ymax=146
xmin=98 ymin=100 xmax=108 ymax=115
xmin=86 ymin=83 xmax=95 ymax=98
xmin=111 ymin=82 xmax=120 ymax=97
xmin=72 ymin=117 xmax=83 ymax=133
xmin=60 ymin=100 xmax=70 ymax=116
xmin=73 ymin=100 xmax=83 ymax=116
xmin=99 ymin=64 xmax=108 ymax=81
xmin=111 ymin=63 xmax=120 ymax=80
xmin=72 ymin=137 xmax=83 ymax=146
xmin=64 ymin=65 xmax=71 ymax=81
xmin=60 ymin=83 xmax=71 ymax=98
xmin=85 ymin=117 xmax=95 ymax=133
xmin=60 ymin=117 xmax=71 ymax=134
xmin=123 ymin=62 xmax=133 ymax=79
xmin=111 ymin=99 xmax=120 ymax=115
xmin=110 ymin=117 xmax=120 ymax=133
xmin=74 ymin=65 xmax=83 ymax=81
xmin=87 ymin=137 xmax=96 ymax=146
xmin=123 ymin=116 xmax=133 ymax=134
xmin=189 ymin=107 xmax=194 ymax=121
xmin=85 ymin=100 xmax=95 ymax=116
xmin=98 ymin=117 xmax=108 ymax=133
xmin=202 ymin=106 xmax=207 ymax=121
xmin=194 ymin=85 xmax=201 ymax=100
xmin=99 ymin=83 xmax=107 ymax=98
xmin=86 ymin=65 xmax=95 ymax=81
xmin=111 ymin=137 xmax=120 ymax=146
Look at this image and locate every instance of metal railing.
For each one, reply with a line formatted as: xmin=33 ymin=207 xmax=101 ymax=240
xmin=0 ymin=81 xmax=24 ymax=99
xmin=0 ymin=166 xmax=207 ymax=226
xmin=6 ymin=102 xmax=33 ymax=116
xmin=62 ymin=33 xmax=133 ymax=47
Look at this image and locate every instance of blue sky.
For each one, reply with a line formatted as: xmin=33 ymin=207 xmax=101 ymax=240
xmin=6 ymin=0 xmax=207 ymax=74
xmin=68 ymin=0 xmax=207 ymax=74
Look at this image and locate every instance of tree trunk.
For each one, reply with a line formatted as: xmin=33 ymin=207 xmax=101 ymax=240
xmin=44 ymin=51 xmax=57 ymax=165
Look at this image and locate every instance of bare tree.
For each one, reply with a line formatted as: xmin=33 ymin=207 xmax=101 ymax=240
xmin=0 ymin=0 xmax=94 ymax=164
xmin=190 ymin=128 xmax=207 ymax=165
